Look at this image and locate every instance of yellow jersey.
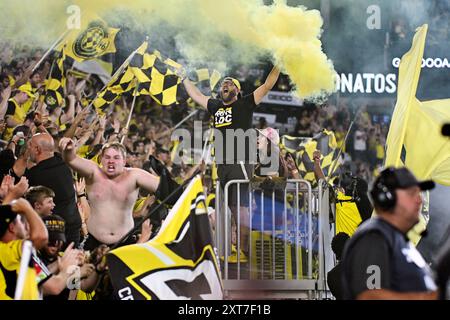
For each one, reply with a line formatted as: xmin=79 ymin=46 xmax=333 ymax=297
xmin=0 ymin=240 xmax=40 ymax=300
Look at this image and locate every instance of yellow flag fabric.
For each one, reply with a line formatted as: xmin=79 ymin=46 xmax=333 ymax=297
xmin=107 ymin=176 xmax=223 ymax=300
xmin=63 ymin=18 xmax=119 ymax=63
xmin=405 ymin=98 xmax=450 ymax=185
xmin=385 ymin=25 xmax=428 ymax=167
xmin=383 ymin=24 xmax=450 ymax=244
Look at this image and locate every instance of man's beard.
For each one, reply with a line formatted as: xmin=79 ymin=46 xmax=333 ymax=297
xmin=221 ymin=90 xmax=236 ymax=103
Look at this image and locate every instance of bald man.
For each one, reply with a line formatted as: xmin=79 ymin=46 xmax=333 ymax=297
xmin=25 ymin=133 xmax=81 ymax=247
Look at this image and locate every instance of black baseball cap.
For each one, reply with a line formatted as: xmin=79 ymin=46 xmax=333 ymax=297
xmin=377 ymin=167 xmax=435 ymax=191
xmin=42 ymin=215 xmax=66 ymax=243
xmin=0 ymin=205 xmax=18 ymax=237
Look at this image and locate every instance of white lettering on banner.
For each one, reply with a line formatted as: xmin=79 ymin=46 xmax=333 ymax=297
xmin=261 ymin=91 xmax=303 ymax=106
xmin=336 ymin=73 xmax=397 ymax=94
xmin=118 ymin=287 xmax=134 ymax=300
xmin=392 ymin=57 xmax=450 ymax=69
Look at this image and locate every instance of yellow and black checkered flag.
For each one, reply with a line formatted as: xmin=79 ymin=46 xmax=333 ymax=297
xmin=107 ymin=176 xmax=223 ymax=300
xmin=283 ymin=130 xmax=340 ymax=183
xmin=91 ymin=41 xmax=149 ymax=114
xmin=280 ymin=135 xmax=309 ymax=154
xmin=92 ymin=67 xmax=136 ymax=115
xmin=189 ymin=68 xmax=222 ymax=96
xmin=44 ymin=48 xmax=66 ymax=110
xmin=128 ymin=42 xmax=188 ymax=105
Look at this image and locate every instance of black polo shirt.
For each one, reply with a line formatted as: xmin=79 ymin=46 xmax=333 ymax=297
xmin=25 ymin=153 xmax=80 ymax=227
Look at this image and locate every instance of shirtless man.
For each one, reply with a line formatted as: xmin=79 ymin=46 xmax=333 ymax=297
xmin=58 ymin=139 xmax=160 ymax=250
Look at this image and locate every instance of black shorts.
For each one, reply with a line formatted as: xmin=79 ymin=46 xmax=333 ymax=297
xmin=218 ymin=163 xmax=254 ymax=207
xmin=82 ymin=232 xmax=137 ymax=252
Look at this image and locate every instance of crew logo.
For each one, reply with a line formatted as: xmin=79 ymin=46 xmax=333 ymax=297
xmin=214 ymin=107 xmax=232 ymax=128
xmin=72 ymin=21 xmax=112 ymax=60
xmin=45 ymin=95 xmax=57 ymax=107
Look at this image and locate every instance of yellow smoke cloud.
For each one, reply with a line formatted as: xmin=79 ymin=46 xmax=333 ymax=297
xmin=1 ymin=0 xmax=336 ymax=99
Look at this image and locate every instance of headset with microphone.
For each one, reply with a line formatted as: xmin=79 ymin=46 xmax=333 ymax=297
xmin=370 ymin=168 xmax=397 ymax=211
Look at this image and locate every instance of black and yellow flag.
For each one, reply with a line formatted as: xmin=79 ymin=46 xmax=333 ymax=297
xmin=107 ymin=176 xmax=223 ymax=300
xmin=280 ymin=135 xmax=309 ymax=154
xmin=64 ymin=18 xmax=119 ymax=63
xmin=92 ymin=67 xmax=136 ymax=115
xmin=92 ymin=41 xmax=148 ymax=114
xmin=57 ymin=15 xmax=119 ymax=76
xmin=189 ymin=68 xmax=222 ymax=96
xmin=44 ymin=48 xmax=66 ymax=110
xmin=281 ymin=130 xmax=340 ymax=183
xmin=129 ymin=42 xmax=188 ymax=106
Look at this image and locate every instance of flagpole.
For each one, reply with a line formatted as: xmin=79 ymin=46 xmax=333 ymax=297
xmin=173 ymin=109 xmax=199 ymax=131
xmin=32 ymin=30 xmax=70 ymax=72
xmin=85 ymin=54 xmax=135 ymax=111
xmin=326 ymin=106 xmax=363 ymax=184
xmin=109 ymin=169 xmax=202 ymax=250
xmin=14 ymin=241 xmax=33 ymax=300
xmin=325 ymin=120 xmax=354 ymax=184
xmin=86 ymin=43 xmax=143 ymax=112
xmin=201 ymin=128 xmax=213 ymax=162
xmin=121 ymin=84 xmax=139 ymax=144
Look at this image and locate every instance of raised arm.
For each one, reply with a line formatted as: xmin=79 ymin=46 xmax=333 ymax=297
xmin=59 ymin=137 xmax=98 ymax=180
xmin=313 ymin=150 xmax=326 ymax=182
xmin=10 ymin=198 xmax=48 ymax=250
xmin=182 ymin=78 xmax=210 ymax=110
xmin=253 ymin=66 xmax=281 ymax=105
xmin=0 ymin=86 xmax=11 ymax=120
xmin=132 ymin=168 xmax=160 ymax=194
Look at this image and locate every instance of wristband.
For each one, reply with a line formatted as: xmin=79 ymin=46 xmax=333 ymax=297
xmin=77 ymin=193 xmax=86 ymax=198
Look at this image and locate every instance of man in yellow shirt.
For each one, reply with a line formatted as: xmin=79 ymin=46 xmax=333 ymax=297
xmin=0 ymin=199 xmax=48 ymax=300
xmin=2 ymin=84 xmax=35 ymax=141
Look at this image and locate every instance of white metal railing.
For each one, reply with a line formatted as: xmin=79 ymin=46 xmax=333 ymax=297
xmin=215 ymin=178 xmax=335 ymax=299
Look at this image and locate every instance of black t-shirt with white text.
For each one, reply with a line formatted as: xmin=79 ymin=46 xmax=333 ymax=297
xmin=207 ymin=93 xmax=258 ymax=164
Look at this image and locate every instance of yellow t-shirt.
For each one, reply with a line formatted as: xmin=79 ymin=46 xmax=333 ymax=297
xmin=376 ymin=143 xmax=385 ymax=160
xmin=0 ymin=240 xmax=40 ymax=300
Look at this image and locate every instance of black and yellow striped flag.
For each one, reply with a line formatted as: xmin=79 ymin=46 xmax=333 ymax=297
xmin=44 ymin=48 xmax=66 ymax=110
xmin=107 ymin=176 xmax=223 ymax=300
